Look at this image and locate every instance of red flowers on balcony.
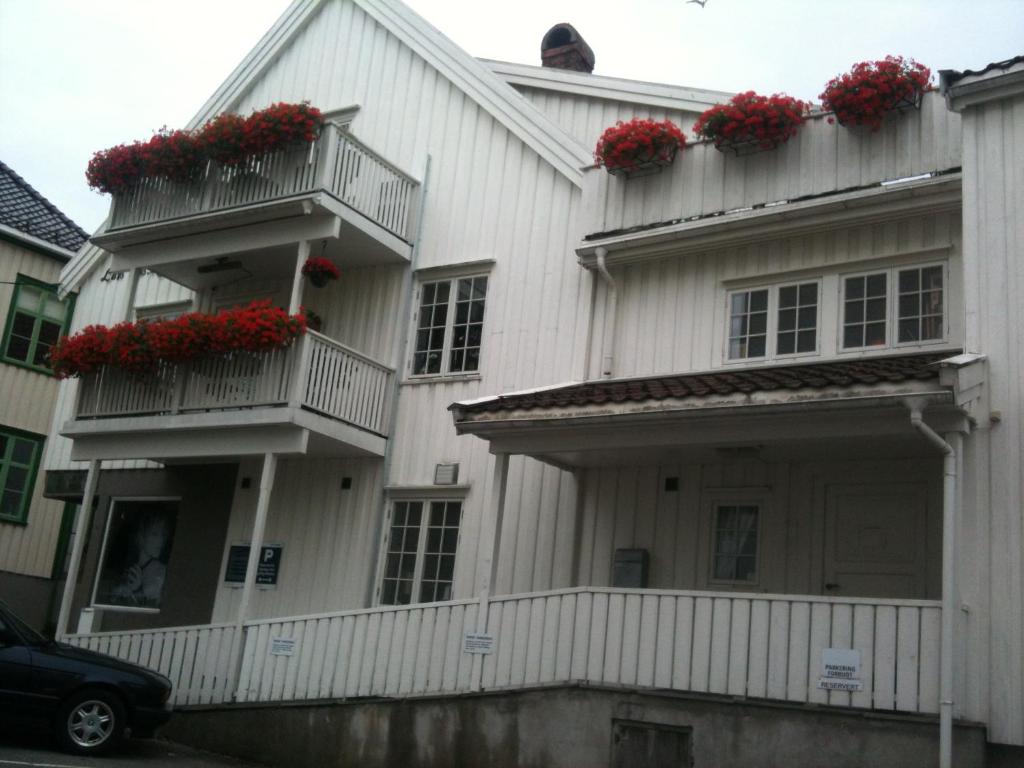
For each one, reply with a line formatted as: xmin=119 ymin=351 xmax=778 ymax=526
xmin=86 ymin=103 xmax=323 ymax=194
xmin=594 ymin=118 xmax=686 ymax=177
xmin=301 ymin=257 xmax=341 ymax=287
xmin=693 ymin=91 xmax=808 ymax=153
xmin=50 ymin=301 xmax=307 ymax=379
xmin=820 ymin=56 xmax=931 ymax=131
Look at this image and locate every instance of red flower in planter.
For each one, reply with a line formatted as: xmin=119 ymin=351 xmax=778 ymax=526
xmin=301 ymin=257 xmax=341 ymax=286
xmin=693 ymin=91 xmax=808 ymax=152
xmin=86 ymin=129 xmax=205 ymax=193
xmin=820 ymin=56 xmax=932 ymax=131
xmin=594 ymin=118 xmax=686 ymax=174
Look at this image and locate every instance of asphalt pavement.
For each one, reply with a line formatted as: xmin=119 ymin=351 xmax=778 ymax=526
xmin=0 ymin=732 xmax=263 ymax=768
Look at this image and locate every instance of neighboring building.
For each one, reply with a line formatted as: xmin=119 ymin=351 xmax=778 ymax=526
xmin=0 ymin=160 xmax=87 ymax=630
xmin=41 ymin=1 xmax=1023 ymax=765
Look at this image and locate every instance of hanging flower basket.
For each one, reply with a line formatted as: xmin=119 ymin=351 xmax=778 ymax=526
xmin=820 ymin=56 xmax=931 ymax=132
xmin=594 ymin=118 xmax=686 ymax=178
xmin=693 ymin=91 xmax=808 ymax=155
xmin=301 ymin=257 xmax=341 ymax=287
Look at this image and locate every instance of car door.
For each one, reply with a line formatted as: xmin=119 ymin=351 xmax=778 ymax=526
xmin=0 ymin=612 xmax=33 ymax=715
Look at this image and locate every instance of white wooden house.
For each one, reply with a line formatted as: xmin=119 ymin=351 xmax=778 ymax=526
xmin=0 ymin=160 xmax=87 ymax=632
xmin=40 ymin=1 xmax=1024 ymax=764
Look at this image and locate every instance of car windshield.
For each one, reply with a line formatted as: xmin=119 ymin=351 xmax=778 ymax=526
xmin=0 ymin=599 xmax=49 ymax=646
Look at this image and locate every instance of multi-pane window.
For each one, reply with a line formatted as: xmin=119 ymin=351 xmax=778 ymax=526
xmin=0 ymin=429 xmax=43 ymax=524
xmin=777 ymin=282 xmax=818 ymax=355
xmin=412 ymin=276 xmax=487 ymax=376
xmin=897 ymin=266 xmax=944 ymax=343
xmin=711 ymin=504 xmax=759 ymax=583
xmin=727 ymin=289 xmax=768 ymax=359
xmin=842 ymin=273 xmax=888 ymax=349
xmin=2 ymin=277 xmax=72 ymax=372
xmin=380 ymin=499 xmax=462 ymax=606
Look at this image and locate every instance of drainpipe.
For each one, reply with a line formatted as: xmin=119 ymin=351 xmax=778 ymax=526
xmin=907 ymin=404 xmax=959 ymax=768
xmin=593 ymin=247 xmax=617 ymax=378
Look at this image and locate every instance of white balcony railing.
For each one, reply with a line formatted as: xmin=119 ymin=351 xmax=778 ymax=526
xmin=74 ymin=331 xmax=394 ymax=437
xmin=108 ymin=123 xmax=418 ymax=242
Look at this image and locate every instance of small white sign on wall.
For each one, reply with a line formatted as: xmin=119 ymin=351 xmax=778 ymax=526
xmin=463 ymin=632 xmax=495 ymax=655
xmin=817 ymin=648 xmax=863 ymax=691
xmin=270 ymin=636 xmax=297 ymax=656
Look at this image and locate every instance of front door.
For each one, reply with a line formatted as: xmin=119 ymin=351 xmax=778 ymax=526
xmin=823 ymin=483 xmax=928 ymax=599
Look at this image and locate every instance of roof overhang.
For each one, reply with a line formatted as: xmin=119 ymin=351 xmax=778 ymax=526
xmin=941 ymin=58 xmax=1024 ymax=112
xmin=577 ymin=173 xmax=962 ymax=269
xmin=0 ymin=223 xmax=77 ymax=262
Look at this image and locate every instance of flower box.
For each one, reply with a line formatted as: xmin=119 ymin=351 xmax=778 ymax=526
xmin=693 ymin=91 xmax=808 ymax=156
xmin=594 ymin=118 xmax=686 ymax=178
xmin=820 ymin=56 xmax=931 ymax=132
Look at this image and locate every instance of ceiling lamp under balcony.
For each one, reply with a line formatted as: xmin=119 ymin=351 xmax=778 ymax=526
xmin=196 ymin=256 xmax=244 ymax=274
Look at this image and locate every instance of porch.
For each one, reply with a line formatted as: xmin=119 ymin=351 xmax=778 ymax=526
xmin=61 ymin=330 xmax=393 ymax=461
xmin=66 ymin=585 xmax=941 ymax=716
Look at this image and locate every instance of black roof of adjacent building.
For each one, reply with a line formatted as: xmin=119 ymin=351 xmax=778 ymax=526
xmin=0 ymin=160 xmax=88 ymax=256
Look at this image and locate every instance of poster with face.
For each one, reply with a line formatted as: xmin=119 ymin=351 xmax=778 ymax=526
xmin=94 ymin=499 xmax=178 ymax=610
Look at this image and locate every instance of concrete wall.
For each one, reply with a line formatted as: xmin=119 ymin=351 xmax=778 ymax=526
xmin=163 ymin=685 xmax=987 ymax=768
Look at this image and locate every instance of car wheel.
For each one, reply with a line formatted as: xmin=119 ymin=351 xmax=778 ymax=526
xmin=56 ymin=688 xmax=126 ymax=755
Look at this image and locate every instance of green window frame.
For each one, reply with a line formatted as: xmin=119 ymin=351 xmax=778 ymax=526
xmin=0 ymin=427 xmax=44 ymax=525
xmin=1 ymin=275 xmax=76 ymax=374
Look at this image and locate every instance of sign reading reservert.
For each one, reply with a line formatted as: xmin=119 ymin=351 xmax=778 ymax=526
xmin=463 ymin=632 xmax=495 ymax=655
xmin=817 ymin=648 xmax=864 ymax=691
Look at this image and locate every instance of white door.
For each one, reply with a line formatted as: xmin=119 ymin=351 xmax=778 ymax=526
xmin=823 ymin=483 xmax=928 ymax=599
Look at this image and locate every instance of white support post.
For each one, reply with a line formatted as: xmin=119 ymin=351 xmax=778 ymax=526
xmin=121 ymin=267 xmax=141 ymax=322
xmin=230 ymin=453 xmax=277 ymax=701
xmin=472 ymin=452 xmax=509 ymax=691
xmin=55 ymin=459 xmax=101 ymax=640
xmin=289 ymin=241 xmax=310 ymax=315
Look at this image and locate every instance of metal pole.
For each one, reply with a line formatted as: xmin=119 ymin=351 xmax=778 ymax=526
xmin=55 ymin=459 xmax=101 ymax=639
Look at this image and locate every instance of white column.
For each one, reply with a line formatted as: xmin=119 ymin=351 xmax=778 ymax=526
xmin=471 ymin=453 xmax=509 ymax=691
xmin=55 ymin=459 xmax=101 ymax=639
xmin=288 ymin=241 xmax=310 ymax=314
xmin=120 ymin=267 xmax=141 ymax=322
xmin=230 ymin=453 xmax=277 ymax=700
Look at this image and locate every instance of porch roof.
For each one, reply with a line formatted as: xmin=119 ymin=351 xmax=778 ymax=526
xmin=451 ymin=351 xmax=969 ymax=467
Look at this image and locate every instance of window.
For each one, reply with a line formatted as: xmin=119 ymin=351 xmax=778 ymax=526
xmin=379 ymin=500 xmax=462 ymax=605
xmin=2 ymin=276 xmax=74 ymax=373
xmin=841 ymin=264 xmax=945 ymax=350
xmin=727 ymin=281 xmax=819 ymax=361
xmin=412 ymin=276 xmax=487 ymax=376
xmin=0 ymin=428 xmax=44 ymax=525
xmin=711 ymin=504 xmax=759 ymax=583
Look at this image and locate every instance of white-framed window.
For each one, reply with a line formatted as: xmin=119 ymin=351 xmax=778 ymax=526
xmin=379 ymin=499 xmax=463 ymax=605
xmin=710 ymin=503 xmax=761 ymax=584
xmin=840 ymin=263 xmax=945 ymax=351
xmin=411 ymin=275 xmax=488 ymax=376
xmin=726 ymin=280 xmax=820 ymax=362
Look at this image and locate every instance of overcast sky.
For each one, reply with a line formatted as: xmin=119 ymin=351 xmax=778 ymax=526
xmin=1 ymin=0 xmax=1021 ymax=235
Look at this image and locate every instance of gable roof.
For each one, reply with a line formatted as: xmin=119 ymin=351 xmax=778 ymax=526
xmin=63 ymin=0 xmax=592 ymax=293
xmin=0 ymin=160 xmax=87 ymax=259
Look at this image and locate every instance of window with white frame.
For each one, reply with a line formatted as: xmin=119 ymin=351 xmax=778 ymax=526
xmin=379 ymin=499 xmax=462 ymax=605
xmin=711 ymin=503 xmax=760 ymax=583
xmin=841 ymin=264 xmax=944 ymax=350
xmin=727 ymin=280 xmax=819 ymax=361
xmin=412 ymin=276 xmax=487 ymax=376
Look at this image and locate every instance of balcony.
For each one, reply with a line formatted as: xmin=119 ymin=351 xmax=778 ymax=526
xmin=91 ymin=123 xmax=420 ymax=276
xmin=61 ymin=331 xmax=394 ymax=461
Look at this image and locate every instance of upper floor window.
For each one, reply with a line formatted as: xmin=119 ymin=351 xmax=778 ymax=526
xmin=841 ymin=264 xmax=944 ymax=350
xmin=0 ymin=428 xmax=44 ymax=525
xmin=379 ymin=499 xmax=462 ymax=605
xmin=412 ymin=276 xmax=487 ymax=376
xmin=727 ymin=280 xmax=819 ymax=361
xmin=2 ymin=276 xmax=74 ymax=373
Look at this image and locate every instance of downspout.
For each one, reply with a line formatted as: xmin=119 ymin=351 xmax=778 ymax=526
xmin=363 ymin=156 xmax=431 ymax=608
xmin=907 ymin=403 xmax=959 ymax=768
xmin=593 ymin=246 xmax=617 ymax=378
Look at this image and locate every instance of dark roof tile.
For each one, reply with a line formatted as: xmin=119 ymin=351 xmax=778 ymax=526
xmin=0 ymin=160 xmax=88 ymax=254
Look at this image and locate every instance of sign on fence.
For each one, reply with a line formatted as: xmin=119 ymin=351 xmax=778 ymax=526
xmin=270 ymin=637 xmax=297 ymax=656
xmin=463 ymin=632 xmax=495 ymax=655
xmin=817 ymin=648 xmax=863 ymax=691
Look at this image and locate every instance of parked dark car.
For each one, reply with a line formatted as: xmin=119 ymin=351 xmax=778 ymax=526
xmin=0 ymin=600 xmax=172 ymax=755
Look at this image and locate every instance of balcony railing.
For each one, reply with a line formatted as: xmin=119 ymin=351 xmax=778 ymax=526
xmin=74 ymin=331 xmax=394 ymax=437
xmin=107 ymin=123 xmax=418 ymax=242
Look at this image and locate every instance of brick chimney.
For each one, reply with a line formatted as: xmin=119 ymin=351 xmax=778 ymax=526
xmin=541 ymin=24 xmax=595 ymax=74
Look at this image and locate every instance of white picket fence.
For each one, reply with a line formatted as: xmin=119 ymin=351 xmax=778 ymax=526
xmin=74 ymin=331 xmax=394 ymax=436
xmin=68 ymin=587 xmax=942 ymax=715
xmin=108 ymin=123 xmax=418 ymax=241
xmin=66 ymin=623 xmax=239 ymax=707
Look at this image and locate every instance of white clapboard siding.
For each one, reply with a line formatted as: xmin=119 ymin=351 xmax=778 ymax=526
xmin=585 ymin=91 xmax=961 ymax=237
xmin=65 ymin=624 xmax=237 ymax=707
